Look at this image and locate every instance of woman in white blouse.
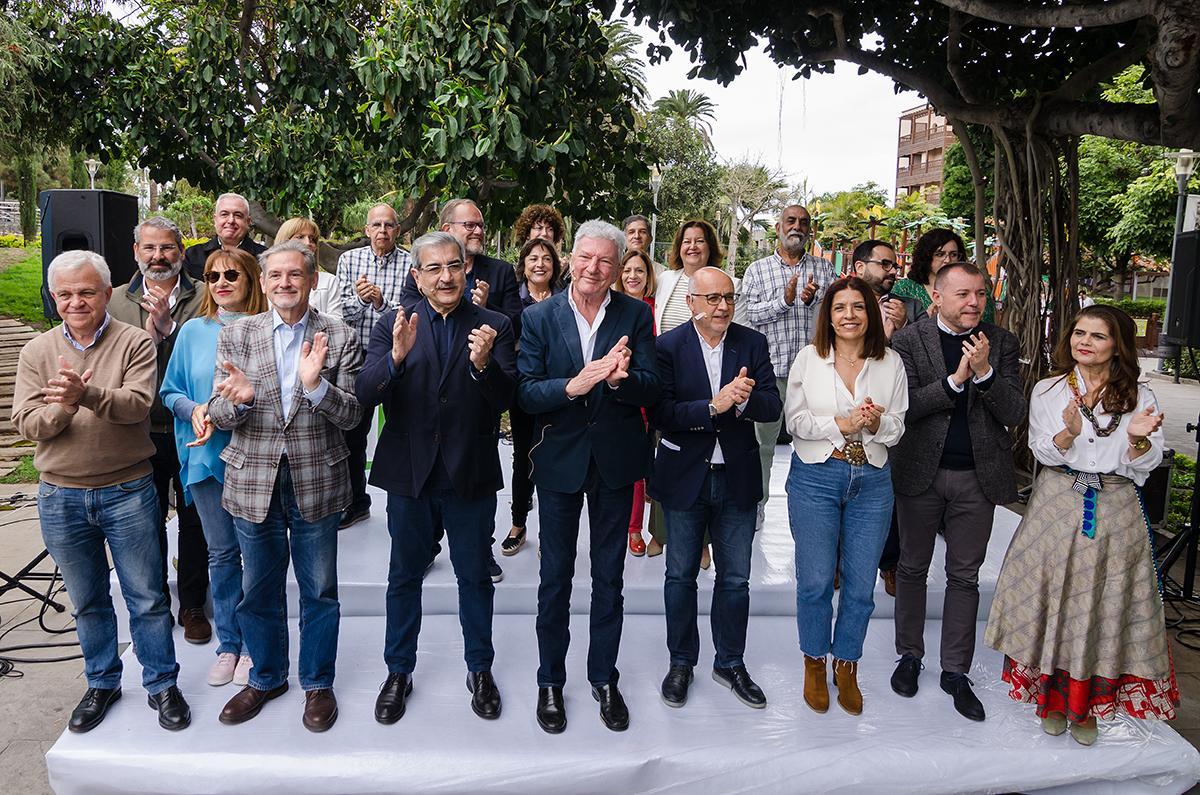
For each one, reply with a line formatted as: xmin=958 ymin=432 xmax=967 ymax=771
xmin=985 ymin=305 xmax=1174 ymax=746
xmin=783 ymin=276 xmax=908 ymax=716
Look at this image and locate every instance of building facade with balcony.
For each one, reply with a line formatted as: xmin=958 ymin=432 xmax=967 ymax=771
xmin=895 ymin=104 xmax=956 ymax=204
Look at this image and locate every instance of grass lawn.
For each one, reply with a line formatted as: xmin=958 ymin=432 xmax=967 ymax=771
xmin=0 ymin=455 xmax=38 ymax=484
xmin=0 ymin=247 xmax=51 ymax=330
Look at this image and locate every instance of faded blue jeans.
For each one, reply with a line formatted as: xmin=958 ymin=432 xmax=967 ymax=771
xmin=189 ymin=477 xmax=244 ymax=656
xmin=38 ymin=474 xmax=179 ymax=694
xmin=787 ymin=454 xmax=893 ymax=661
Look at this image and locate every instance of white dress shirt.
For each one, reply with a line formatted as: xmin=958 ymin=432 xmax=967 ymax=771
xmin=1027 ymin=369 xmax=1163 ymax=485
xmin=271 ymin=309 xmax=328 ymax=421
xmin=694 ymin=324 xmax=729 ymax=464
xmin=568 ymin=287 xmax=612 ymax=363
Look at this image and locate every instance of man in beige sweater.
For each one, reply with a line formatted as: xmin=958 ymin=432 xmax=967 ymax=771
xmin=13 ymin=250 xmax=191 ymax=734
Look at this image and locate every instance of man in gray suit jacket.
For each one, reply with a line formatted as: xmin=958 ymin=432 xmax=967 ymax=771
xmin=887 ymin=262 xmax=1025 ymax=722
xmin=208 ymin=240 xmax=363 ymax=733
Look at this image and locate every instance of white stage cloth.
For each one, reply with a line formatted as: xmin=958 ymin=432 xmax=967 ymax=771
xmin=47 ymin=615 xmax=1200 ymax=795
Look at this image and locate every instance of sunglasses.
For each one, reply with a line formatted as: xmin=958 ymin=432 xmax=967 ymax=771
xmin=204 ymin=269 xmax=242 ymax=284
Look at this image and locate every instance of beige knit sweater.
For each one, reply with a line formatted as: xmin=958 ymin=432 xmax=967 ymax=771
xmin=13 ymin=318 xmax=157 ymax=488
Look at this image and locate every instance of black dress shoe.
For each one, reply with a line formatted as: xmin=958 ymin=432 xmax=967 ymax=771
xmin=940 ymin=672 xmax=985 ymax=721
xmin=375 ymin=673 xmax=413 ymax=725
xmin=712 ymin=665 xmax=767 ymax=709
xmin=536 ymin=686 xmax=566 ymax=734
xmin=338 ymin=503 xmax=370 ymax=530
xmin=69 ymin=687 xmax=121 ymax=733
xmin=591 ymin=683 xmax=629 ymax=732
xmin=148 ymin=685 xmax=191 ymax=731
xmin=488 ymin=556 xmax=504 ymax=583
xmin=660 ymin=664 xmax=693 ymax=708
xmin=467 ymin=671 xmax=502 ymax=719
xmin=890 ymin=654 xmax=922 ymax=698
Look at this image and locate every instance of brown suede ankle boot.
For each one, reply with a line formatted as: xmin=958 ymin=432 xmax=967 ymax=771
xmin=833 ymin=659 xmax=862 ymax=715
xmin=803 ymin=655 xmax=829 ymax=713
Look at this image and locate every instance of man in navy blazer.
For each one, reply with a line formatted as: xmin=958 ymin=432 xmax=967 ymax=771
xmin=518 ymin=220 xmax=660 ymax=734
xmin=356 ymin=231 xmax=517 ymax=726
xmin=648 ymin=266 xmax=781 ymax=711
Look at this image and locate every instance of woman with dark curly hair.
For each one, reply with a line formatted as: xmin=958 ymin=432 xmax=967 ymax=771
xmin=892 ymin=228 xmax=995 ymax=323
xmin=512 ymin=204 xmax=565 ymax=250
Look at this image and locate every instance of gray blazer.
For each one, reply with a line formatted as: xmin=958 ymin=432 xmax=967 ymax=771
xmin=890 ymin=318 xmax=1025 ymax=505
xmin=209 ymin=309 xmax=363 ymax=523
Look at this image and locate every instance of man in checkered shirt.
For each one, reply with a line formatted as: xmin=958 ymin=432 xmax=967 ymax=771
xmin=739 ymin=204 xmax=834 ymax=526
xmin=335 ymin=203 xmax=413 ymax=529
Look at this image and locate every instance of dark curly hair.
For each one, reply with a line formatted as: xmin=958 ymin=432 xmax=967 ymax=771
xmin=667 ymin=219 xmax=724 ymax=271
xmin=512 ymin=204 xmax=565 ymax=247
xmin=908 ymin=228 xmax=966 ymax=286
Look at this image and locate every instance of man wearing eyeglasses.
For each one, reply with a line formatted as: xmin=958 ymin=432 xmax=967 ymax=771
xmin=182 ymin=192 xmax=266 ymax=279
xmin=108 ymin=216 xmax=212 ymax=644
xmin=648 ymin=266 xmax=781 ymax=711
xmin=335 ymin=203 xmax=414 ymax=528
xmin=356 ymin=231 xmax=517 ymax=725
xmin=740 ymin=205 xmax=835 ymax=528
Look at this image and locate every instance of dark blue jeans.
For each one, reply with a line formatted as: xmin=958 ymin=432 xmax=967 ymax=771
xmin=189 ymin=477 xmax=244 ymax=656
xmin=663 ymin=469 xmax=756 ymax=669
xmin=384 ymin=489 xmax=496 ymax=674
xmin=232 ymin=460 xmax=340 ymax=691
xmin=536 ymin=469 xmax=632 ymax=687
xmin=38 ymin=474 xmax=179 ymax=694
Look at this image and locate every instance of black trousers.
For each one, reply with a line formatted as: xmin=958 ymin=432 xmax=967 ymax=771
xmin=878 ymin=507 xmax=901 ymax=572
xmin=508 ymin=404 xmax=536 ymax=528
xmin=345 ymin=406 xmax=375 ymax=511
xmin=149 ymin=432 xmax=209 ymax=612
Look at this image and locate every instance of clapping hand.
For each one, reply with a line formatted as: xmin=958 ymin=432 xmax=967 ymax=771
xmin=604 ymin=339 xmax=632 ymax=389
xmin=1062 ymin=398 xmax=1083 ymax=438
xmin=881 ymin=297 xmax=907 ymax=338
xmin=187 ymin=403 xmax=214 ymax=448
xmin=390 ymin=307 xmax=420 ymax=366
xmin=713 ymin=367 xmax=755 ymax=413
xmin=468 ymin=324 xmax=497 ymax=371
xmin=298 ymin=332 xmax=329 ymax=391
xmin=566 ymin=335 xmax=629 ymax=397
xmin=857 ymin=397 xmax=885 ymax=434
xmin=355 ymin=275 xmax=383 ymax=309
xmin=962 ymin=332 xmax=990 ymax=377
xmin=783 ymin=273 xmax=801 ymax=306
xmin=41 ymin=355 xmax=93 ymax=410
xmin=799 ymin=273 xmax=818 ymax=304
xmin=471 ymin=279 xmax=490 ymax=308
xmin=1126 ymin=405 xmax=1164 ymax=439
xmin=141 ymin=285 xmax=173 ymax=343
xmin=216 ymin=361 xmax=255 ymax=406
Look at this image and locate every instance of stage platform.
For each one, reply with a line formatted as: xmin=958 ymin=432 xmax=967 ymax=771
xmin=47 ymin=615 xmax=1200 ymax=795
xmin=113 ymin=446 xmax=1023 ymax=640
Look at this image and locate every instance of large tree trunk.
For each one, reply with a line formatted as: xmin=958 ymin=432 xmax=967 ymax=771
xmin=17 ymin=150 xmax=38 ymax=241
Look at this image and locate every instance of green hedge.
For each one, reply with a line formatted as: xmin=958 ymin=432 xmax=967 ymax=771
xmin=1169 ymin=453 xmax=1195 ymax=534
xmin=1093 ymin=297 xmax=1166 ymax=318
xmin=1161 ymin=349 xmax=1199 ymax=379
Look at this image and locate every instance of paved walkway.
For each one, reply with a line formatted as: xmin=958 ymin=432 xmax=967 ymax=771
xmin=0 ymin=318 xmax=38 ymax=477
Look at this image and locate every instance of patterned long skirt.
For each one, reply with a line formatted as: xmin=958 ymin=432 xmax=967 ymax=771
xmin=984 ymin=467 xmax=1178 ymax=722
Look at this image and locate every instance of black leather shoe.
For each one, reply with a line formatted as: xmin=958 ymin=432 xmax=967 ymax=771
xmin=941 ymin=672 xmax=986 ymax=721
xmin=467 ymin=671 xmax=501 ymax=719
xmin=536 ymin=686 xmax=566 ymax=734
xmin=338 ymin=503 xmax=370 ymax=530
xmin=148 ymin=685 xmax=191 ymax=731
xmin=591 ymin=683 xmax=629 ymax=732
xmin=69 ymin=687 xmax=121 ymax=733
xmin=890 ymin=654 xmax=922 ymax=698
xmin=375 ymin=673 xmax=413 ymax=725
xmin=660 ymin=665 xmax=693 ymax=708
xmin=488 ymin=556 xmax=504 ymax=583
xmin=712 ymin=665 xmax=767 ymax=709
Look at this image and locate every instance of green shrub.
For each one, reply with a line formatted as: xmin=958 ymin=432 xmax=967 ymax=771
xmin=1093 ymin=297 xmax=1167 ymax=318
xmin=0 ymin=234 xmax=28 ymax=248
xmin=1160 ymin=348 xmax=1199 ymax=379
xmin=1168 ymin=453 xmax=1195 ymax=534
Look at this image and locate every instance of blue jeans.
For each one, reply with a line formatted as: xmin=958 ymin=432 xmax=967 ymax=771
xmin=384 ymin=489 xmax=496 ymax=674
xmin=663 ymin=469 xmax=755 ymax=669
xmin=787 ymin=454 xmax=894 ymax=661
xmin=38 ymin=474 xmax=179 ymax=694
xmin=233 ymin=460 xmax=340 ymax=691
xmin=536 ymin=468 xmax=632 ymax=687
xmin=189 ymin=477 xmax=244 ymax=656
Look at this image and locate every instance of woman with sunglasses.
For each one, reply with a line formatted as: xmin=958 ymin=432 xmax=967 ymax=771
xmin=891 ymin=228 xmax=995 ymax=323
xmin=160 ymin=249 xmax=267 ymax=687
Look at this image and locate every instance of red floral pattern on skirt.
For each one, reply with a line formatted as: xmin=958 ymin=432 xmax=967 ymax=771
xmin=1002 ymin=656 xmax=1179 ymax=722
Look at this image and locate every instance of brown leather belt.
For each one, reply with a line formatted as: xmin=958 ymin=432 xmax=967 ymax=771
xmin=829 ymin=447 xmax=847 ymax=462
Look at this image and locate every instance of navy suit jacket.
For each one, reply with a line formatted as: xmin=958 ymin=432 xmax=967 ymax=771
xmin=355 ymin=298 xmax=517 ymax=499
xmin=403 ymin=253 xmax=523 ymax=339
xmin=647 ymin=322 xmax=781 ymax=511
xmin=517 ymin=289 xmax=660 ymax=493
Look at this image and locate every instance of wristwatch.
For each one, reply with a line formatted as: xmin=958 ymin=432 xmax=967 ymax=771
xmin=1130 ymin=436 xmax=1151 ymax=453
xmin=708 ymin=402 xmax=718 ymax=418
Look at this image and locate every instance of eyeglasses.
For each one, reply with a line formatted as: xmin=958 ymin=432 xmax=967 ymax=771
xmin=367 ymin=221 xmax=398 ymax=231
xmin=204 ymin=269 xmax=241 ymax=283
xmin=138 ymin=244 xmax=179 ymax=254
xmin=448 ymin=221 xmax=485 ymax=232
xmin=419 ymin=261 xmax=465 ymax=275
xmin=863 ymin=259 xmax=899 ymax=271
xmin=689 ymin=292 xmax=736 ymax=306
xmin=933 ymin=248 xmax=962 ymax=261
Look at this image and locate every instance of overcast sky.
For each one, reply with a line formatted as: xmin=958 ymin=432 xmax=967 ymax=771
xmin=638 ymin=29 xmax=925 ymax=203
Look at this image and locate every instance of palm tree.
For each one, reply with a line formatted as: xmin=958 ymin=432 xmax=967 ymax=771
xmin=652 ymin=89 xmax=717 ymax=145
xmin=601 ymin=19 xmax=649 ymax=109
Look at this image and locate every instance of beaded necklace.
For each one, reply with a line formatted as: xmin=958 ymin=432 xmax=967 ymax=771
xmin=1066 ymin=370 xmax=1121 ymax=437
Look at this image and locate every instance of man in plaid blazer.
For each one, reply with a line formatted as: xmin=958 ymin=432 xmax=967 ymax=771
xmin=207 ymin=240 xmax=363 ymax=733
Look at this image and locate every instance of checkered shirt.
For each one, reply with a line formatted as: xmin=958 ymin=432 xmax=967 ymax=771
xmin=740 ymin=251 xmax=835 ymax=378
xmin=336 ymin=245 xmax=413 ymax=351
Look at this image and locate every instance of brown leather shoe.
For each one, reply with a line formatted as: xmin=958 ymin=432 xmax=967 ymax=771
xmin=833 ymin=659 xmax=863 ymax=715
xmin=219 ymin=683 xmax=289 ymax=725
xmin=803 ymin=655 xmax=829 ymax=713
xmin=179 ymin=607 xmax=212 ymax=645
xmin=303 ymin=688 xmax=338 ymax=732
xmin=881 ymin=569 xmax=897 ymax=597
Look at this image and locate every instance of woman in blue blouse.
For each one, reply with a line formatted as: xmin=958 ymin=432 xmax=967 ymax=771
xmin=160 ymin=248 xmax=266 ymax=687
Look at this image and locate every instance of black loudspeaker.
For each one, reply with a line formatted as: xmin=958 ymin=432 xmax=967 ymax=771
xmin=1163 ymin=231 xmax=1199 ymax=346
xmin=39 ymin=189 xmax=139 ymax=320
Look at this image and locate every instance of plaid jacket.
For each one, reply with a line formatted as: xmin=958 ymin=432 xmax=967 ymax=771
xmin=208 ymin=309 xmax=364 ymax=523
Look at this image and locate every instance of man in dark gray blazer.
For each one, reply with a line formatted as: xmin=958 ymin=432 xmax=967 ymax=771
xmin=888 ymin=262 xmax=1025 ymax=722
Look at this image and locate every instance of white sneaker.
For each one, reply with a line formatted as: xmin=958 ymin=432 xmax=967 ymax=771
xmin=233 ymin=655 xmax=253 ymax=686
xmin=756 ymin=505 xmax=766 ymax=531
xmin=208 ymin=653 xmax=237 ymax=686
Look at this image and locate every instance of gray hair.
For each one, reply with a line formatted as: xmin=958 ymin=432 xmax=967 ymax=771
xmin=47 ymin=250 xmax=112 ymax=292
xmin=214 ymin=192 xmax=251 ymax=215
xmin=133 ymin=215 xmax=184 ymax=249
xmin=572 ymin=219 xmax=626 ymax=262
xmin=259 ymin=239 xmax=316 ymax=275
xmin=438 ymin=198 xmax=479 ymax=227
xmin=411 ymin=231 xmax=465 ymax=268
xmin=622 ymin=214 xmax=649 ymax=230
